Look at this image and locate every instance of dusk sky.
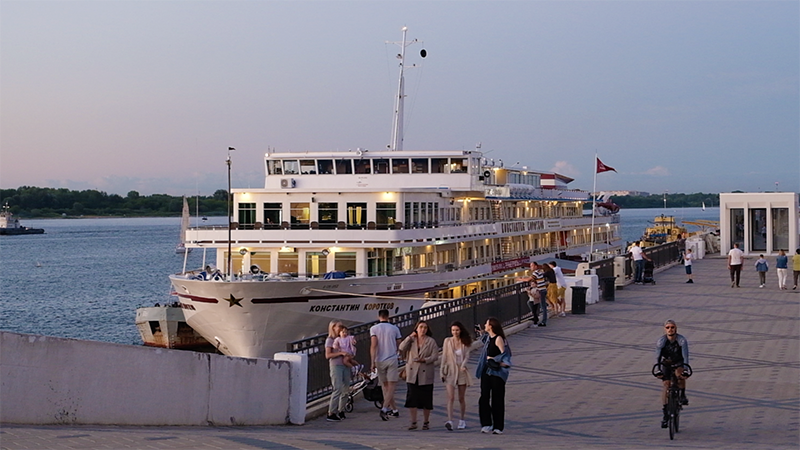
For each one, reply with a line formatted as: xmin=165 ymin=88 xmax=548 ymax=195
xmin=2 ymin=1 xmax=798 ymax=197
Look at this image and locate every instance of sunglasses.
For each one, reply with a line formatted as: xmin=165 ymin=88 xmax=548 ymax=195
xmin=665 ymin=326 xmax=676 ymax=329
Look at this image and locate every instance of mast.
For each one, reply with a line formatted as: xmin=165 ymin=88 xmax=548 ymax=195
xmin=388 ymin=26 xmax=425 ymax=151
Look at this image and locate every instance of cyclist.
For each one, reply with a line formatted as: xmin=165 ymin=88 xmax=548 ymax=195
xmin=654 ymin=319 xmax=689 ymax=428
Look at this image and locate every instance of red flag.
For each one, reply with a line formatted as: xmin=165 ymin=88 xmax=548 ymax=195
xmin=596 ymin=157 xmax=616 ymax=174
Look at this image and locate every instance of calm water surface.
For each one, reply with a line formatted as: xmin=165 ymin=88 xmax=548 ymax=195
xmin=0 ymin=208 xmax=719 ymax=345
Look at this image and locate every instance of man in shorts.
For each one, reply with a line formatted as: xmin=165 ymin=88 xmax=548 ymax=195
xmin=370 ymin=309 xmax=402 ymax=420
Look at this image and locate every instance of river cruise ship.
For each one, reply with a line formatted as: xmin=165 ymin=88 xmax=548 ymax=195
xmin=168 ymin=28 xmax=622 ymax=358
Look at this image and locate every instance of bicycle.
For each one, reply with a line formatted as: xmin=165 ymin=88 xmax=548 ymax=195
xmin=652 ymin=360 xmax=692 ymax=440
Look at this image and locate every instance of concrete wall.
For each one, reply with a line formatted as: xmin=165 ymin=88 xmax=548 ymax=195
xmin=0 ymin=332 xmax=305 ymax=426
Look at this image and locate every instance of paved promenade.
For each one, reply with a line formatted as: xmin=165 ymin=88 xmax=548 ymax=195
xmin=2 ymin=256 xmax=798 ymax=450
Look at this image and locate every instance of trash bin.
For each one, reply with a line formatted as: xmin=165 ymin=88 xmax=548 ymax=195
xmin=601 ymin=277 xmax=616 ymax=301
xmin=571 ymin=286 xmax=588 ymax=314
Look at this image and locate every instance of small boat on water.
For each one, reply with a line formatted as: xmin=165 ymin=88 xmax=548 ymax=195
xmin=135 ymin=302 xmax=215 ymax=351
xmin=0 ymin=203 xmax=44 ymax=236
xmin=638 ymin=214 xmax=687 ymax=247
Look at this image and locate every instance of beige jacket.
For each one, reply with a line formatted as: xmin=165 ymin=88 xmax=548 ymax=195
xmin=399 ymin=334 xmax=439 ymax=386
xmin=440 ymin=336 xmax=473 ymax=387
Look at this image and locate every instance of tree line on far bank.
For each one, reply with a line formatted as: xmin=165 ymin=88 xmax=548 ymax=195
xmin=1 ymin=187 xmax=230 ymax=218
xmin=2 ymin=186 xmax=724 ymax=218
xmin=601 ymin=192 xmax=721 ymax=209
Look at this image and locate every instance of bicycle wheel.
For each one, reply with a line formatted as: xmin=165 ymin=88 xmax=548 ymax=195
xmin=674 ymin=404 xmax=680 ymax=433
xmin=668 ymin=397 xmax=677 ymax=440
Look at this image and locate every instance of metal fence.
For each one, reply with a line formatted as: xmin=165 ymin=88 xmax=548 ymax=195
xmin=287 ymin=283 xmax=530 ymax=403
xmin=289 ymin=241 xmax=682 ymax=404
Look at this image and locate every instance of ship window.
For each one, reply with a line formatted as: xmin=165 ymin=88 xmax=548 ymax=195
xmin=305 ymin=252 xmax=328 ymax=277
xmin=346 ymin=203 xmax=367 ymax=229
xmin=374 ymin=159 xmax=390 ymax=174
xmin=277 ymin=252 xmax=298 ymax=276
xmin=267 ymin=160 xmax=282 ymax=175
xmin=411 ymin=158 xmax=428 ymax=173
xmin=318 ymin=203 xmax=338 ymax=229
xmin=238 ymin=203 xmax=256 ymax=229
xmin=290 ymin=203 xmax=310 ymax=229
xmin=317 ymin=159 xmax=334 ymax=175
xmin=300 ymin=160 xmax=316 ymax=174
xmin=335 ymin=159 xmax=353 ymax=174
xmin=376 ymin=203 xmax=396 ymax=229
xmin=412 ymin=202 xmax=420 ymax=228
xmin=251 ymin=252 xmax=271 ymax=274
xmin=354 ymin=159 xmax=371 ymax=174
xmin=392 ymin=158 xmax=409 ymax=174
xmin=431 ymin=158 xmax=448 ymax=173
xmin=263 ymin=203 xmax=282 ymax=229
xmin=334 ymin=252 xmax=357 ymax=276
xmin=450 ymin=158 xmax=468 ymax=173
xmin=283 ymin=160 xmax=300 ymax=175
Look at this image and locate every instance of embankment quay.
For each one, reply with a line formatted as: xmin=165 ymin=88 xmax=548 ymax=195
xmin=2 ymin=256 xmax=798 ymax=450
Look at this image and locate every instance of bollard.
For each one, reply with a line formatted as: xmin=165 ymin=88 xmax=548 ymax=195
xmin=601 ymin=277 xmax=616 ymax=301
xmin=571 ymin=286 xmax=589 ymax=314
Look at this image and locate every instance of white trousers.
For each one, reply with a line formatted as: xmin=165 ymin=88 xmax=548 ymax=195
xmin=777 ymin=268 xmax=788 ymax=288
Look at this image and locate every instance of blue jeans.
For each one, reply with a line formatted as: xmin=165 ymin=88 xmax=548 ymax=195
xmin=538 ymin=289 xmax=548 ymax=324
xmin=329 ymin=364 xmax=351 ymax=415
xmin=634 ymin=260 xmax=645 ymax=282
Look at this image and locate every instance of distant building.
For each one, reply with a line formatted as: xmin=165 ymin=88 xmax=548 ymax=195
xmin=593 ymin=190 xmax=650 ymax=197
xmin=719 ymin=192 xmax=799 ymax=256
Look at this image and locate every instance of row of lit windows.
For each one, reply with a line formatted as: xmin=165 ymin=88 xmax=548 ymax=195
xmin=266 ymin=157 xmax=470 ymax=176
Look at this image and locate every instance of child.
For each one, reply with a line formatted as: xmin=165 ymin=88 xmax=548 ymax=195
xmin=334 ymin=326 xmax=360 ymax=370
xmin=755 ymin=255 xmax=769 ymax=288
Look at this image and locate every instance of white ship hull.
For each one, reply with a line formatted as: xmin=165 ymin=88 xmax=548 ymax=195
xmin=170 ymin=265 xmax=487 ymax=358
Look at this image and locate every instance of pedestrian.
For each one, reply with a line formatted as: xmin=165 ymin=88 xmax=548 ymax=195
xmin=441 ymin=321 xmax=473 ymax=431
xmin=684 ymin=248 xmax=694 ymax=283
xmin=727 ymin=243 xmax=745 ymax=287
xmin=776 ymin=250 xmax=788 ymax=290
xmin=333 ymin=325 xmax=360 ymax=373
xmin=325 ymin=320 xmax=351 ymax=421
xmin=476 ymin=317 xmax=512 ymax=435
xmin=398 ymin=320 xmax=439 ymax=431
xmin=370 ymin=309 xmax=402 ymax=420
xmin=542 ymin=263 xmax=559 ymax=316
xmin=518 ymin=262 xmax=545 ymax=325
xmin=793 ymin=249 xmax=800 ymax=290
xmin=755 ymin=254 xmax=769 ymax=288
xmin=550 ymin=261 xmax=568 ymax=316
xmin=630 ymin=241 xmax=652 ymax=284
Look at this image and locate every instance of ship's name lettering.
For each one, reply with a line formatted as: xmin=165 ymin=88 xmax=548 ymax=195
xmin=309 ymin=304 xmax=361 ymax=313
xmin=363 ymin=302 xmax=395 ymax=311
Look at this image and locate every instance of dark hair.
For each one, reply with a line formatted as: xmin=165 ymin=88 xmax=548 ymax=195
xmin=486 ymin=317 xmax=506 ymax=339
xmin=450 ymin=321 xmax=472 ymax=346
xmin=542 ymin=263 xmax=554 ymax=273
xmin=378 ymin=309 xmax=390 ymax=319
xmin=550 ymin=261 xmax=558 ymax=267
xmin=414 ymin=320 xmax=433 ymax=337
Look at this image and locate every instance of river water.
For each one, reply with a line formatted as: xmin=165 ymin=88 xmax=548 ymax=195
xmin=0 ymin=207 xmax=719 ymax=345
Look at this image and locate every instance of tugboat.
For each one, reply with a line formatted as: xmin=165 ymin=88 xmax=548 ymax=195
xmin=0 ymin=203 xmax=44 ymax=235
xmin=638 ymin=214 xmax=686 ymax=247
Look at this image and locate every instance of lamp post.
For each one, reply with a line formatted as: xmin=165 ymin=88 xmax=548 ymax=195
xmin=227 ymin=147 xmax=235 ymax=281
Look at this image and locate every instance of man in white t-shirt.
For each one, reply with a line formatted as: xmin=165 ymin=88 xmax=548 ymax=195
xmin=727 ymin=243 xmax=745 ymax=287
xmin=630 ymin=242 xmax=652 ymax=284
xmin=370 ymin=309 xmax=402 ymax=420
xmin=684 ymin=248 xmax=694 ymax=283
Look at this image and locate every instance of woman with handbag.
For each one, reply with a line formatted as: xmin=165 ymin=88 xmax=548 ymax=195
xmin=398 ymin=320 xmax=439 ymax=430
xmin=476 ymin=317 xmax=512 ymax=434
xmin=440 ymin=321 xmax=473 ymax=431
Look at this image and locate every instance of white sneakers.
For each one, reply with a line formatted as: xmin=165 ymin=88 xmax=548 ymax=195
xmin=480 ymin=426 xmax=492 ymax=434
xmin=492 ymin=429 xmax=504 ymax=434
xmin=458 ymin=420 xmax=466 ymax=430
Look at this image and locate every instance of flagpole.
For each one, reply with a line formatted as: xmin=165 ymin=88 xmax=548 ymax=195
xmin=589 ymin=152 xmax=597 ymax=260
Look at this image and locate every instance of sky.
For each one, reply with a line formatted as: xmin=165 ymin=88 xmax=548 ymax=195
xmin=1 ymin=1 xmax=798 ymax=197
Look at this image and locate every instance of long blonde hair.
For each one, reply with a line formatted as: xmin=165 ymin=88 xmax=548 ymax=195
xmin=328 ymin=320 xmax=343 ymax=338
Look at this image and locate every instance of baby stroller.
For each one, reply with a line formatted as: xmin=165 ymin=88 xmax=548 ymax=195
xmin=643 ymin=260 xmax=656 ymax=284
xmin=346 ymin=369 xmax=383 ymax=413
